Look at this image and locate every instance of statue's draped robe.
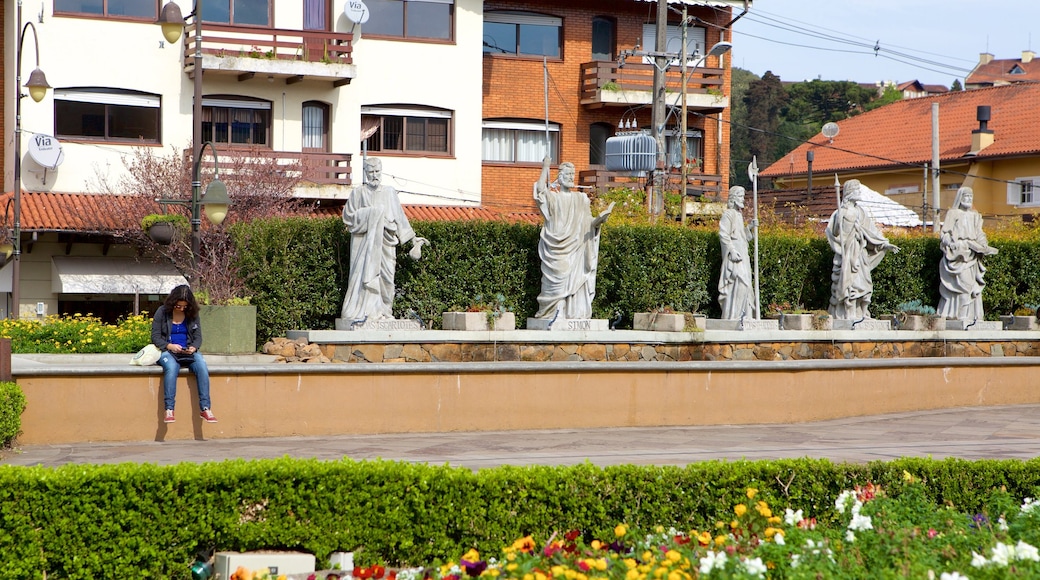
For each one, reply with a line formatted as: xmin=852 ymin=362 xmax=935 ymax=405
xmin=341 ymin=183 xmax=415 ymax=321
xmin=937 ymin=207 xmax=989 ymax=320
xmin=718 ymin=208 xmax=757 ymax=319
xmin=533 ymin=182 xmax=603 ymax=319
xmin=826 ymin=204 xmax=892 ymax=320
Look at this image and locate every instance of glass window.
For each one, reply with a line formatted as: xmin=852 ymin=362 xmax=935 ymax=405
xmin=200 ymin=0 xmax=270 ymax=26
xmin=55 ymin=0 xmax=157 ymax=18
xmin=366 ymin=0 xmax=453 ymax=40
xmin=482 ymin=120 xmax=559 ymax=164
xmin=201 ymin=98 xmax=271 ymax=146
xmin=665 ymin=130 xmax=703 ymax=170
xmin=55 ymin=89 xmax=160 ymax=143
xmin=302 ymin=102 xmax=328 ymax=151
xmin=362 ymin=107 xmax=452 ymax=155
xmin=591 ymin=17 xmax=615 ymax=61
xmin=484 ymin=12 xmax=561 ymax=58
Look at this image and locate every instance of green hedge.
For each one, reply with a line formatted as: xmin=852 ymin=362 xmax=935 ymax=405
xmin=2 ymin=458 xmax=1040 ymax=578
xmin=0 ymin=381 xmax=25 ymax=447
xmin=232 ymin=219 xmax=1040 ymax=343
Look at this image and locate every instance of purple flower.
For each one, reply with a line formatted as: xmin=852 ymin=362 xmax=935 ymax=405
xmin=460 ymin=559 xmax=487 ymax=577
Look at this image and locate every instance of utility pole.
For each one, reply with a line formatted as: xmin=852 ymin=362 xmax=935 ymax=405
xmin=651 ymin=0 xmax=668 ymax=219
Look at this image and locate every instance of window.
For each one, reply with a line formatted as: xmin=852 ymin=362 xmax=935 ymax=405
xmin=641 ymin=23 xmax=706 ymax=65
xmin=303 ymin=102 xmax=329 ymax=152
xmin=482 ymin=120 xmax=559 ymax=164
xmin=55 ymin=88 xmax=160 ymax=143
xmin=366 ymin=0 xmax=453 ymax=40
xmin=1009 ymin=177 xmax=1040 ymax=207
xmin=664 ymin=129 xmax=702 ymax=170
xmin=484 ymin=11 xmax=561 ymax=58
xmin=55 ymin=0 xmax=157 ymax=18
xmin=362 ymin=106 xmax=452 ymax=155
xmin=201 ymin=97 xmax=271 ymax=146
xmin=201 ymin=0 xmax=270 ymax=26
xmin=591 ymin=17 xmax=615 ymax=61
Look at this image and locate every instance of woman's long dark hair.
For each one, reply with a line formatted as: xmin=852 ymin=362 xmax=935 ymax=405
xmin=163 ymin=285 xmax=200 ymax=319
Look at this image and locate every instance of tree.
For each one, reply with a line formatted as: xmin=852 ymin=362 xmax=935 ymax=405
xmin=951 ymin=79 xmax=963 ymax=91
xmin=742 ymin=71 xmax=788 ymax=172
xmin=92 ymin=144 xmax=309 ymax=304
xmin=728 ymin=67 xmax=759 ymax=189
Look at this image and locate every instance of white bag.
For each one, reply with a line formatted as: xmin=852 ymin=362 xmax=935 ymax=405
xmin=130 ymin=344 xmax=162 ymax=366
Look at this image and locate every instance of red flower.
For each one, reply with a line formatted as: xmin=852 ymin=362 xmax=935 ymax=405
xmin=565 ymin=530 xmax=581 ymax=542
xmin=373 ymin=565 xmax=386 ymax=579
xmin=577 ymin=561 xmax=591 ymax=572
xmin=674 ymin=535 xmax=691 ymax=545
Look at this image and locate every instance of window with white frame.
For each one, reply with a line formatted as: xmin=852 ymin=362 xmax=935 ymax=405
xmin=641 ymin=23 xmax=707 ymax=65
xmin=202 ymin=97 xmax=271 ymax=146
xmin=1009 ymin=177 xmax=1040 ymax=207
xmin=55 ymin=88 xmax=161 ymax=143
xmin=54 ymin=0 xmax=156 ymax=18
xmin=483 ymin=12 xmax=562 ymax=58
xmin=664 ymin=129 xmax=703 ymax=169
xmin=482 ymin=120 xmax=559 ymax=164
xmin=365 ymin=0 xmax=454 ymax=40
xmin=362 ymin=106 xmax=452 ymax=155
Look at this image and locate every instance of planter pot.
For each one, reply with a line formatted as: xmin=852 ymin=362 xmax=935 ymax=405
xmin=442 ymin=311 xmax=515 ymax=331
xmin=199 ymin=304 xmax=257 ymax=354
xmin=633 ymin=312 xmax=705 ymax=332
xmin=1007 ymin=315 xmax=1039 ymax=331
xmin=147 ymin=222 xmax=177 ymax=245
xmin=780 ymin=313 xmax=812 ymax=330
xmin=812 ymin=314 xmax=833 ymax=331
xmin=896 ymin=314 xmax=945 ymax=331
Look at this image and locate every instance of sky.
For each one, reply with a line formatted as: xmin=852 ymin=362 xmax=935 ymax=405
xmin=729 ymin=0 xmax=1040 ymax=87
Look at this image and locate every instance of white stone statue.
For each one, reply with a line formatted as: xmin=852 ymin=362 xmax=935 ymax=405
xmin=533 ymin=155 xmax=614 ymax=319
xmin=718 ymin=186 xmax=757 ymax=319
xmin=937 ymin=186 xmax=997 ymax=320
xmin=341 ymin=158 xmax=428 ymax=322
xmin=826 ymin=179 xmax=900 ymax=320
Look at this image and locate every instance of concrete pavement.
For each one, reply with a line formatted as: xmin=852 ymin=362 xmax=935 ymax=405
xmin=3 ymin=403 xmax=1040 ymax=468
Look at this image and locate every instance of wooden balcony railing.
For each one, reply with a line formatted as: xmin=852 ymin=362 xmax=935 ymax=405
xmin=580 ymin=168 xmax=723 ymax=199
xmin=184 ymin=21 xmax=353 ymax=71
xmin=580 ymin=61 xmax=725 ymax=108
xmin=195 ymin=149 xmax=352 ymax=187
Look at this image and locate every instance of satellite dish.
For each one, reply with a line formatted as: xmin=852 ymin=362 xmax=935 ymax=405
xmin=27 ymin=134 xmax=64 ymax=169
xmin=821 ymin=122 xmax=840 ymax=141
xmin=344 ymin=0 xmax=369 ymax=24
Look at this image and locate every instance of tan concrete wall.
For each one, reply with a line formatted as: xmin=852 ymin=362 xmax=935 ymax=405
xmin=15 ymin=360 xmax=1040 ymax=445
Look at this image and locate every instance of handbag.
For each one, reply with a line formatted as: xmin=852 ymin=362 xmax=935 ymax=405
xmin=130 ymin=344 xmax=162 ymax=366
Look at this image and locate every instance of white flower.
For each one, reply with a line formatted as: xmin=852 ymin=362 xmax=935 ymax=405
xmin=1015 ymin=541 xmax=1040 ymax=562
xmin=998 ymin=516 xmax=1009 ymax=531
xmin=790 ymin=554 xmax=801 ymax=569
xmin=990 ymin=543 xmax=1013 ymax=567
xmin=848 ymin=513 xmax=873 ymax=531
xmin=773 ymin=531 xmax=785 ymax=545
xmin=846 ymin=530 xmax=856 ymax=542
xmin=784 ymin=508 xmax=803 ymax=526
xmin=940 ymin=572 xmax=970 ymax=580
xmin=699 ymin=550 xmax=727 ymax=575
xmin=1021 ymin=497 xmax=1040 ymax=514
xmin=742 ymin=557 xmax=767 ymax=578
xmin=835 ymin=491 xmax=853 ymax=514
xmin=970 ymin=551 xmax=989 ymax=568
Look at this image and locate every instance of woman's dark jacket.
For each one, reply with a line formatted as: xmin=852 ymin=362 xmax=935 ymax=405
xmin=150 ymin=305 xmax=203 ymax=351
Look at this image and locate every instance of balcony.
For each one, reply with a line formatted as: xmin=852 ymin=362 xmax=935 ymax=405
xmin=579 ymin=168 xmax=723 ymax=199
xmin=580 ymin=61 xmax=728 ymax=111
xmin=181 ymin=22 xmax=356 ymax=86
xmin=196 ymin=148 xmax=351 ymax=191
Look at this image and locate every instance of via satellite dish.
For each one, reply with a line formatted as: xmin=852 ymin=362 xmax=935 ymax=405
xmin=821 ymin=122 xmax=840 ymax=143
xmin=28 ymin=133 xmax=64 ymax=170
xmin=344 ymin=0 xmax=369 ymax=24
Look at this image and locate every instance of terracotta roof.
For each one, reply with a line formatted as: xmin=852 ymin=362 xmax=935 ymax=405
xmin=760 ymin=83 xmax=1040 ymax=178
xmin=966 ymin=56 xmax=1040 ymax=86
xmin=2 ymin=192 xmax=541 ymax=233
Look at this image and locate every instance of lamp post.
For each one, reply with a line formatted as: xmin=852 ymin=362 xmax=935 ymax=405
xmin=157 ymin=2 xmax=230 ymax=273
xmin=679 ymin=38 xmax=731 ymax=225
xmin=11 ymin=0 xmax=52 ymax=318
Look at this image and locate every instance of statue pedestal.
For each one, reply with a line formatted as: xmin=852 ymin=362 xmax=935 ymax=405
xmin=526 ymin=318 xmax=609 ymax=331
xmin=335 ymin=318 xmax=423 ymax=331
xmin=704 ymin=319 xmax=780 ymax=331
xmin=443 ymin=312 xmax=516 ymax=331
xmin=831 ymin=319 xmax=893 ymax=331
xmin=946 ymin=319 xmax=1002 ymax=331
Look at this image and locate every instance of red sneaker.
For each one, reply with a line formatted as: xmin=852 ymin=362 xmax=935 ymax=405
xmin=164 ymin=409 xmax=175 ymax=423
xmin=200 ymin=408 xmax=218 ymax=423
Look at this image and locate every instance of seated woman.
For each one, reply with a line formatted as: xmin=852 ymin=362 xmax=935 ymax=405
xmin=151 ymin=284 xmax=217 ymax=423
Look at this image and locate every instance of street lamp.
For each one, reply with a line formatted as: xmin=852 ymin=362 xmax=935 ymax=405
xmin=679 ymin=35 xmax=731 ymax=225
xmin=11 ymin=0 xmax=52 ymax=318
xmin=156 ymin=2 xmax=230 ymax=272
xmin=156 ymin=141 xmax=230 ymax=271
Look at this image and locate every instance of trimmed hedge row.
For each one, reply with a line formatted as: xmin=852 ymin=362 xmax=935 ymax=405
xmin=0 ymin=381 xmax=25 ymax=447
xmin=2 ymin=458 xmax=1040 ymax=578
xmin=233 ymin=219 xmax=1040 ymax=344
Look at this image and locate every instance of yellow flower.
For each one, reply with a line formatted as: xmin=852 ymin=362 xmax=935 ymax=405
xmin=615 ymin=524 xmax=628 ymax=537
xmin=756 ymin=501 xmax=771 ymax=518
xmin=697 ymin=531 xmax=712 ymax=545
xmin=714 ymin=535 xmax=727 ymax=546
xmin=624 ymin=559 xmax=637 ymax=569
xmin=665 ymin=550 xmax=681 ymax=563
xmin=746 ymin=488 xmax=758 ymax=499
xmin=734 ymin=504 xmax=747 ymax=517
xmin=590 ymin=540 xmax=603 ymax=550
xmin=535 ymin=572 xmax=547 ymax=580
xmin=625 ymin=570 xmax=641 ymax=580
xmin=642 ymin=551 xmax=653 ymax=562
xmin=506 ymin=564 xmax=518 ymax=572
xmin=463 ymin=549 xmax=480 ymax=563
xmin=768 ymin=516 xmax=782 ymax=524
xmin=764 ymin=527 xmax=778 ymax=538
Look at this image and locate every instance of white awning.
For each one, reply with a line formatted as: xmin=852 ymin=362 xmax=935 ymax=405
xmin=51 ymin=257 xmax=187 ymax=295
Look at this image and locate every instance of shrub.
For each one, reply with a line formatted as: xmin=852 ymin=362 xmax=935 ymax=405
xmin=0 ymin=381 xmax=25 ymax=447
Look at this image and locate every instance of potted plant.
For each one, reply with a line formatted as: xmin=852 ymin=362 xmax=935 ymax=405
xmin=1005 ymin=305 xmax=1039 ymax=331
xmin=141 ymin=213 xmax=188 ymax=245
xmin=443 ymin=293 xmax=515 ymax=331
xmin=768 ymin=302 xmax=814 ymax=330
xmin=895 ymin=299 xmax=944 ymax=331
xmin=633 ymin=305 xmax=705 ymax=332
xmin=196 ymin=291 xmax=257 ymax=354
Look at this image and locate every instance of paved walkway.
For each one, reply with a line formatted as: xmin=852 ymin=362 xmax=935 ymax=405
xmin=3 ymin=404 xmax=1040 ymax=468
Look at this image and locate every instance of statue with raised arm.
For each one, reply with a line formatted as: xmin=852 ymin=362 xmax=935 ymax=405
xmin=826 ymin=179 xmax=900 ymax=320
xmin=533 ymin=155 xmax=614 ymax=320
xmin=937 ymin=186 xmax=997 ymax=320
xmin=718 ymin=186 xmax=757 ymax=319
xmin=341 ymin=157 xmax=428 ymax=322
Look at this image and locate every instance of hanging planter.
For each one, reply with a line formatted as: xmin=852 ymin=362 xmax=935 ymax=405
xmin=141 ymin=214 xmax=188 ymax=245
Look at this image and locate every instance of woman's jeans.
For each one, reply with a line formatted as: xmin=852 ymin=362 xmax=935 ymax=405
xmin=157 ymin=351 xmax=212 ymax=411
